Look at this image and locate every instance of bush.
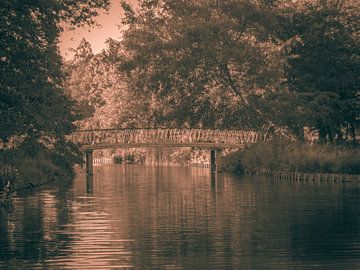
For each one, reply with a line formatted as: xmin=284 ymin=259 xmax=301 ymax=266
xmin=223 ymin=139 xmax=360 ymax=175
xmin=0 ymin=143 xmax=78 ymax=194
xmin=113 ymin=155 xmax=123 ymax=164
xmin=222 ymin=151 xmax=246 ymax=173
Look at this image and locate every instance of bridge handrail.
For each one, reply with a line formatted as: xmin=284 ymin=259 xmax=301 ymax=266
xmin=68 ymin=128 xmax=265 ymax=146
xmin=73 ymin=128 xmax=258 ymax=132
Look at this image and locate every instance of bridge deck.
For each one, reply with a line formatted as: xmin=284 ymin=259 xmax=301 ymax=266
xmin=70 ymin=128 xmax=262 ymax=149
xmin=80 ymin=142 xmax=246 ymax=151
xmin=72 ymin=129 xmax=256 ymax=174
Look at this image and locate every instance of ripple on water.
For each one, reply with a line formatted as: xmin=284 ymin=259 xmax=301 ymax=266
xmin=1 ymin=165 xmax=360 ymax=269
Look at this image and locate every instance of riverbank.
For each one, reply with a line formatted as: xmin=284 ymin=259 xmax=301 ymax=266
xmin=0 ymin=153 xmax=77 ymax=206
xmin=222 ymin=139 xmax=360 ymax=176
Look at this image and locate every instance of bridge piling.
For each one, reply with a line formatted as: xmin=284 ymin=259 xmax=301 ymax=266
xmin=85 ymin=150 xmax=94 ymax=176
xmin=210 ymin=149 xmax=222 ymax=173
xmin=216 ymin=149 xmax=222 ymax=173
xmin=72 ymin=128 xmax=257 ymax=175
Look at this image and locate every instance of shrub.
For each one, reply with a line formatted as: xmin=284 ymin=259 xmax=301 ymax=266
xmin=223 ymin=139 xmax=360 ymax=175
xmin=222 ymin=151 xmax=246 ymax=173
xmin=113 ymin=155 xmax=123 ymax=164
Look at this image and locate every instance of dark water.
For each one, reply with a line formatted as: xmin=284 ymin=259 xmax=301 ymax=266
xmin=1 ymin=165 xmax=360 ymax=269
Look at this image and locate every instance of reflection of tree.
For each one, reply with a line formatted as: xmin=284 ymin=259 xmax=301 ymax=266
xmin=94 ymin=168 xmax=360 ymax=269
xmin=96 ymin=166 xmax=259 ymax=269
xmin=2 ymin=168 xmax=360 ymax=269
xmin=288 ymin=187 xmax=360 ymax=262
xmin=0 ymin=191 xmax=73 ymax=268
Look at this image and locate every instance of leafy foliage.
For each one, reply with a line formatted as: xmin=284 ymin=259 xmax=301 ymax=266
xmin=64 ymin=38 xmax=150 ymax=128
xmin=62 ymin=0 xmax=360 ymax=174
xmin=118 ymin=0 xmax=283 ymax=129
xmin=0 ymin=0 xmax=110 ymax=191
xmin=66 ymin=0 xmax=359 ymax=146
xmin=272 ymin=0 xmax=360 ymax=142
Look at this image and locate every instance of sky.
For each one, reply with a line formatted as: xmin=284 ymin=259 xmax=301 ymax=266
xmin=59 ymin=0 xmax=138 ymax=60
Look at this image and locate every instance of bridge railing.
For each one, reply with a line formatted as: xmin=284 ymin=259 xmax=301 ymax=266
xmin=68 ymin=128 xmax=264 ymax=146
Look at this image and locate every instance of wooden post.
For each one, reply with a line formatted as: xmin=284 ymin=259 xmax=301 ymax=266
xmin=85 ymin=150 xmax=93 ymax=175
xmin=210 ymin=149 xmax=216 ymax=173
xmin=210 ymin=148 xmax=222 ymax=173
xmin=216 ymin=148 xmax=222 ymax=173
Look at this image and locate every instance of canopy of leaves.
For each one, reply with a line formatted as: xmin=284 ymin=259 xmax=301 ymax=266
xmin=0 ymin=0 xmax=110 ymax=187
xmin=65 ymin=0 xmax=360 ymax=146
xmin=64 ymin=38 xmax=150 ymax=129
xmin=278 ymin=1 xmax=360 ymax=141
xmin=118 ymin=0 xmax=283 ymax=129
xmin=1 ymin=0 xmax=110 ymax=140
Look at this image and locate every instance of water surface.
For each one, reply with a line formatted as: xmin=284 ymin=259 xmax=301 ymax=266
xmin=1 ymin=165 xmax=360 ymax=269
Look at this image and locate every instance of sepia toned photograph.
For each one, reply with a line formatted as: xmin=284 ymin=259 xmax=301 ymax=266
xmin=1 ymin=0 xmax=360 ymax=269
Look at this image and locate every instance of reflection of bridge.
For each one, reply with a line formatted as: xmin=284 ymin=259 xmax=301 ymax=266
xmin=69 ymin=128 xmax=263 ymax=175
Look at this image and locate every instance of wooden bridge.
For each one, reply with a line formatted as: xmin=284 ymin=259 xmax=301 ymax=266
xmin=69 ymin=128 xmax=263 ymax=175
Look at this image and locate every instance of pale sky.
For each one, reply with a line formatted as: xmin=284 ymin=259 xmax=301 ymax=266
xmin=59 ymin=0 xmax=138 ymax=60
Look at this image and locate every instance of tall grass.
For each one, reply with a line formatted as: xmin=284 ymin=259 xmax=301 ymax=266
xmin=222 ymin=139 xmax=360 ymax=175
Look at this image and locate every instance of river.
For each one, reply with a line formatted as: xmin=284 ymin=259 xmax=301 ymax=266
xmin=1 ymin=165 xmax=360 ymax=269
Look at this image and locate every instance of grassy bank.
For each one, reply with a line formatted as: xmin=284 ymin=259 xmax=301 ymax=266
xmin=222 ymin=139 xmax=360 ymax=175
xmin=0 ymin=147 xmax=79 ymax=197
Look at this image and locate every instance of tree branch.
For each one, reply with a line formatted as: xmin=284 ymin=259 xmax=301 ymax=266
xmin=218 ymin=61 xmax=247 ymax=103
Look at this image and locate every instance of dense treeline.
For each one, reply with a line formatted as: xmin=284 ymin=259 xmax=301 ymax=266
xmin=266 ymin=0 xmax=360 ymax=142
xmin=66 ymin=0 xmax=359 ymax=143
xmin=63 ymin=0 xmax=360 ymax=168
xmin=0 ymin=0 xmax=110 ymax=193
xmin=2 ymin=0 xmax=359 ymax=193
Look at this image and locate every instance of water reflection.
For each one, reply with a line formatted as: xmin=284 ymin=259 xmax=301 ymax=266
xmin=86 ymin=174 xmax=93 ymax=194
xmin=1 ymin=165 xmax=360 ymax=269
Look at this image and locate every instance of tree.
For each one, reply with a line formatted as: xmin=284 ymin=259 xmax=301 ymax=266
xmin=280 ymin=1 xmax=360 ymax=142
xmin=0 ymin=0 xmax=110 ymax=140
xmin=64 ymin=38 xmax=150 ymax=129
xmin=0 ymin=0 xmax=110 ymax=189
xmin=118 ymin=0 xmax=283 ymax=129
xmin=64 ymin=38 xmax=102 ymax=122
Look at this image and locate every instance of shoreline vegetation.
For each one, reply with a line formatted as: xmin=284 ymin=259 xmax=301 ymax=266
xmin=87 ymin=140 xmax=360 ymax=178
xmin=222 ymin=139 xmax=360 ymax=176
xmin=2 ymin=1 xmax=360 ymax=204
xmin=2 ymin=140 xmax=359 ymax=206
xmin=0 ymin=154 xmax=77 ymax=204
xmin=0 ymin=1 xmax=110 ymax=204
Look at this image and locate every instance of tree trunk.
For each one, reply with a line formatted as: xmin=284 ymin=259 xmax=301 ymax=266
xmin=318 ymin=126 xmax=327 ymax=143
xmin=350 ymin=122 xmax=356 ymax=145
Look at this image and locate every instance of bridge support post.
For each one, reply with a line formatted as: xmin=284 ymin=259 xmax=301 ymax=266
xmin=216 ymin=149 xmax=222 ymax=173
xmin=210 ymin=148 xmax=222 ymax=173
xmin=85 ymin=150 xmax=93 ymax=175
